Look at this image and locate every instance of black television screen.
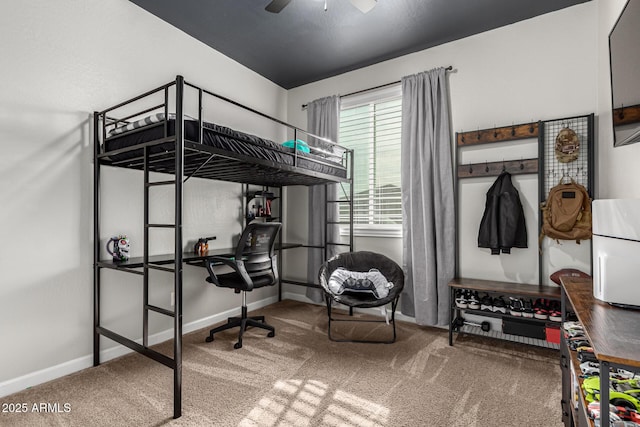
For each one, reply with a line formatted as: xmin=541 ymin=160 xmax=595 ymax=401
xmin=610 ymin=0 xmax=640 ymax=147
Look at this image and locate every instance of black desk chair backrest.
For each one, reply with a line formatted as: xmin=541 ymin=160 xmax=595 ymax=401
xmin=204 ymin=222 xmax=281 ymax=349
xmin=205 ymin=222 xmax=281 ymax=292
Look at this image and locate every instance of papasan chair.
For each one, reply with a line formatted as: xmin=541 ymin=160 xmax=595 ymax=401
xmin=318 ymin=251 xmax=405 ymax=343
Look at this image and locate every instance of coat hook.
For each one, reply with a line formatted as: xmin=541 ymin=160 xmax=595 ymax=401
xmin=619 ymin=104 xmax=625 ymax=120
xmin=511 ymin=124 xmax=516 ymax=136
xmin=477 ymin=128 xmax=481 ymax=140
xmin=493 ymin=125 xmax=498 ymax=138
xmin=520 ymin=157 xmax=524 ymax=170
xmin=501 ymin=159 xmax=506 ymax=172
xmin=469 ymin=164 xmax=473 ymax=174
xmin=529 ymin=122 xmax=534 ymax=133
xmin=485 ymin=161 xmax=489 ymax=173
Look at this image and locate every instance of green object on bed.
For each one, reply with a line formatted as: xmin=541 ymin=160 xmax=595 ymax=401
xmin=282 ymin=139 xmax=310 ymax=153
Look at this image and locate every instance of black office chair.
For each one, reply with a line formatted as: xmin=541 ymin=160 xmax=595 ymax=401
xmin=204 ymin=222 xmax=282 ymax=349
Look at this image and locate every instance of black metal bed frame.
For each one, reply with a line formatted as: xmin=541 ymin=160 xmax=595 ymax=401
xmin=93 ymin=75 xmax=353 ymax=419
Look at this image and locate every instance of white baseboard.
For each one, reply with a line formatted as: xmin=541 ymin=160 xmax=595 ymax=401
xmin=0 ymin=296 xmax=278 ymax=398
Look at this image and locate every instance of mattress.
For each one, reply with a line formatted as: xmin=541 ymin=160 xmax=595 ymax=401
xmin=103 ymin=115 xmax=347 ymax=179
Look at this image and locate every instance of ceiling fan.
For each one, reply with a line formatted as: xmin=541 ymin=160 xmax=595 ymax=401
xmin=266 ymin=0 xmax=377 ymax=14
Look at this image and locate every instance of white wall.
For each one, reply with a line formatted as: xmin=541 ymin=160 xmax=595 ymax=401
xmin=285 ymin=2 xmax=597 ymax=294
xmin=597 ymin=0 xmax=640 ymax=198
xmin=0 ymin=0 xmax=287 ymax=395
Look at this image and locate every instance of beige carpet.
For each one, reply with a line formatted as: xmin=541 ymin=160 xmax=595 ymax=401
xmin=1 ymin=300 xmax=562 ymax=427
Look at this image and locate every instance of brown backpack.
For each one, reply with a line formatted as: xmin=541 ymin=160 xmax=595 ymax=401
xmin=539 ymin=179 xmax=592 ymax=246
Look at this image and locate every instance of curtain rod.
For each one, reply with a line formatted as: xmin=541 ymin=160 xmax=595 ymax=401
xmin=301 ymin=65 xmax=453 ymax=110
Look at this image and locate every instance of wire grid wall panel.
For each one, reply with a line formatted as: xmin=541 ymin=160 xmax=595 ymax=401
xmin=542 ymin=115 xmax=592 ymax=196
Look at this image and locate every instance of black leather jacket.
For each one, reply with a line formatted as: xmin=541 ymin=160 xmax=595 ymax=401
xmin=477 ymin=172 xmax=527 ymax=254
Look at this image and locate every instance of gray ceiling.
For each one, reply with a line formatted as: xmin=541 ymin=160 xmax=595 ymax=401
xmin=130 ymin=0 xmax=590 ymax=89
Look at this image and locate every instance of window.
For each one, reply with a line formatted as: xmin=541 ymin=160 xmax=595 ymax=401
xmin=338 ymin=86 xmax=402 ymax=236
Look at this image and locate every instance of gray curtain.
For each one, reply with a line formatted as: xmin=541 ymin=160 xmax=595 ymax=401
xmin=306 ymin=95 xmax=341 ymax=302
xmin=400 ymin=67 xmax=455 ymax=326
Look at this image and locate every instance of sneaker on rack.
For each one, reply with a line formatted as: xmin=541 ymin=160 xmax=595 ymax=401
xmin=521 ymin=299 xmax=534 ymax=318
xmin=562 ymin=321 xmax=584 ymax=338
xmin=480 ymin=293 xmax=494 ymax=311
xmin=533 ymin=298 xmax=549 ymax=320
xmin=579 ymin=361 xmax=600 ymax=377
xmin=548 ymin=300 xmax=562 ymax=322
xmin=468 ymin=291 xmax=480 ymax=310
xmin=455 ymin=289 xmax=468 ymax=309
xmin=509 ymin=297 xmax=524 ymax=316
xmin=564 ymin=327 xmax=585 ymax=339
xmin=492 ymin=296 xmax=507 ymax=314
xmin=570 ymin=338 xmax=591 ymax=351
xmin=548 ymin=313 xmax=561 ymax=322
xmin=562 ymin=321 xmax=583 ymax=331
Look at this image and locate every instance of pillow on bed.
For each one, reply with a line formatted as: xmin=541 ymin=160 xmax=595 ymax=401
xmin=305 ymin=136 xmax=346 ymax=163
xmin=107 ymin=113 xmax=195 ymax=137
xmin=327 ymin=145 xmax=346 ymax=162
xmin=282 ymin=139 xmax=310 ymax=153
xmin=328 ymin=267 xmax=394 ymax=299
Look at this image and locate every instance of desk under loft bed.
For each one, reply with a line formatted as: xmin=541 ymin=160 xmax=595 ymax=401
xmin=93 ymin=75 xmax=353 ymax=419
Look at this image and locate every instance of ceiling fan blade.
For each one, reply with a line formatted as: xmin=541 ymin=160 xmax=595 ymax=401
xmin=265 ymin=0 xmax=292 ymax=13
xmin=349 ymin=0 xmax=376 ymax=13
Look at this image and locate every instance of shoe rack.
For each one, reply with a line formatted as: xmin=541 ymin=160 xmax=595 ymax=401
xmin=448 ymin=277 xmax=562 ymax=349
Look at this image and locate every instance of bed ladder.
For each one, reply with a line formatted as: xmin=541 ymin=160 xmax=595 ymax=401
xmin=140 ymin=78 xmax=185 ymax=419
xmin=142 ymin=148 xmax=179 ymax=333
xmin=325 ymin=181 xmax=354 ymax=259
xmin=138 ymin=109 xmax=184 ymax=417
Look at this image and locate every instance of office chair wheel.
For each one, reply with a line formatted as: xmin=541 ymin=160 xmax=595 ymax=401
xmin=234 ymin=342 xmax=242 ymax=349
xmin=205 ymin=335 xmax=214 ymax=343
xmin=267 ymin=331 xmax=275 ymax=337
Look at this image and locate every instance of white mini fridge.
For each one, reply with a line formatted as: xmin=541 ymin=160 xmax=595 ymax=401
xmin=592 ymin=199 xmax=640 ymax=308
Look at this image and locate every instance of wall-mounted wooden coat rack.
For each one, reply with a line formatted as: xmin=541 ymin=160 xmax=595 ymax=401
xmin=458 ymin=158 xmax=538 ymax=179
xmin=456 ymin=121 xmax=540 ymax=179
xmin=457 ymin=122 xmax=539 ymax=146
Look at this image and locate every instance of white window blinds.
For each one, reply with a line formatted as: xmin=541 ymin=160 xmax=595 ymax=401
xmin=339 ymin=86 xmax=402 ymax=226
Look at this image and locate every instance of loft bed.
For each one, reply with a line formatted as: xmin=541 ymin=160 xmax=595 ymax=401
xmin=99 ymin=89 xmax=349 ymax=186
xmin=93 ymin=75 xmax=353 ymax=419
xmin=102 ymin=113 xmax=348 ymax=186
